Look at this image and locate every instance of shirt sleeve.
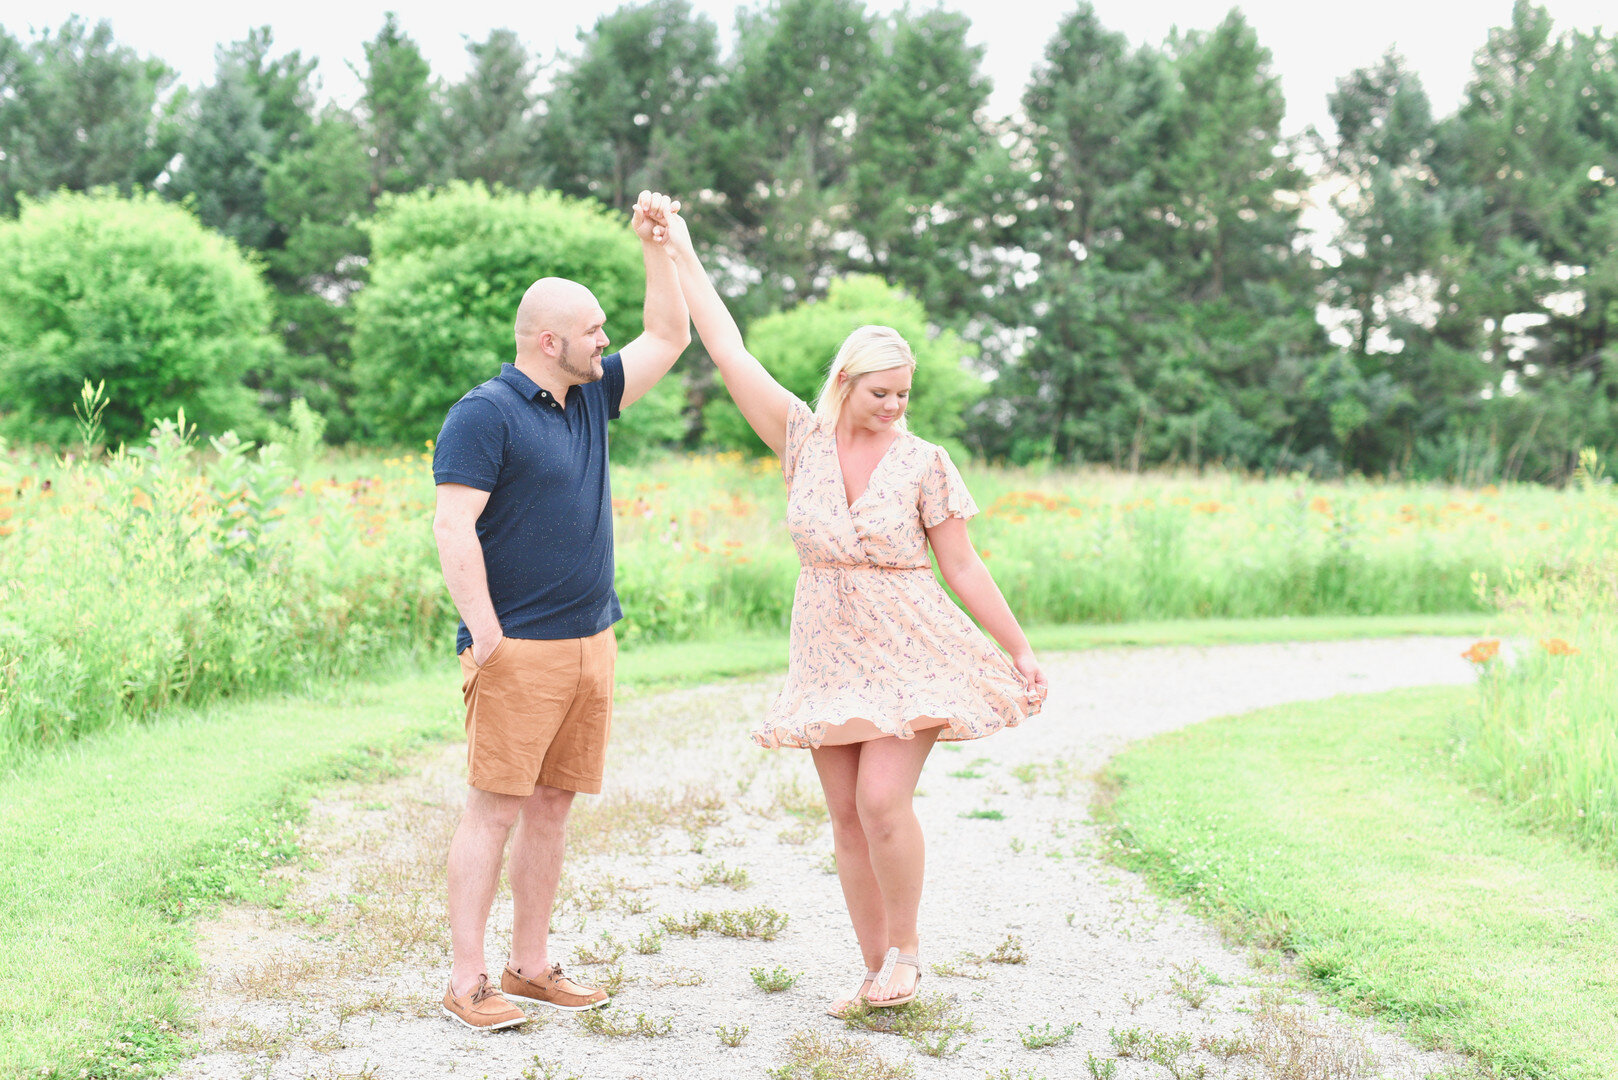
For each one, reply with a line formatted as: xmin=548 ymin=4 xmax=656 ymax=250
xmin=781 ymin=397 xmax=816 ymax=488
xmin=919 ymin=443 xmax=979 ymax=528
xmin=602 ymin=352 xmax=625 ymax=420
xmin=432 ymin=394 xmax=505 ymax=491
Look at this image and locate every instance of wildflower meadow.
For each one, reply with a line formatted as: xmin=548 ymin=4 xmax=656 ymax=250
xmin=2 ymin=384 xmax=1611 ymax=765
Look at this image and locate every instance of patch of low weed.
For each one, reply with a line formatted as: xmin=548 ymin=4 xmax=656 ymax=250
xmin=839 ymin=993 xmax=976 ymax=1058
xmin=1020 ymin=1021 xmax=1080 ymax=1049
xmin=717 ymin=1023 xmax=750 ymax=1047
xmin=632 ymin=929 xmax=665 ymax=955
xmin=751 ymin=965 xmax=802 ymax=992
xmin=959 ymin=808 xmax=1005 ymax=821
xmin=1085 ymin=1053 xmax=1118 ymax=1079
xmin=571 ymin=933 xmax=626 ymax=966
xmin=566 ymin=786 xmax=727 ymax=858
xmin=1199 ymin=1032 xmax=1256 ymax=1060
xmin=768 ymin=1030 xmax=915 ymax=1080
xmin=983 ymin=934 xmax=1027 ymax=964
xmin=519 ymin=1057 xmax=581 ymax=1080
xmin=778 ymin=818 xmax=822 ymax=845
xmin=1250 ymin=994 xmax=1373 ymax=1080
xmin=775 ymin=777 xmax=830 ymax=822
xmin=577 ymin=1007 xmax=673 ymax=1038
xmin=696 ymin=860 xmax=752 ymax=890
xmin=659 ymin=905 xmax=790 ymax=940
xmin=1169 ymin=959 xmax=1210 ymax=1008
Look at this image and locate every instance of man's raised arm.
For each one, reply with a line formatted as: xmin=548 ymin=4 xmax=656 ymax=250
xmin=619 ymin=190 xmax=691 ymax=408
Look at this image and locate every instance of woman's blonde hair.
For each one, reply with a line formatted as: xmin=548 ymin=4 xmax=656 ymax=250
xmin=813 ymin=325 xmax=916 ymax=429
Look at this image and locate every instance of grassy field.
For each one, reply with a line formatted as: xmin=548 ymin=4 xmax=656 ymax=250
xmin=1103 ymin=686 xmax=1618 ymax=1080
xmin=0 ymin=616 xmax=1497 ymax=1080
xmin=3 ymin=425 xmax=1603 ymax=756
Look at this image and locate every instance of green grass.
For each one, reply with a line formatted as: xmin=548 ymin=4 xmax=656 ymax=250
xmin=0 ymin=655 xmax=462 ymax=1080
xmin=1102 ymin=686 xmax=1618 ymax=1080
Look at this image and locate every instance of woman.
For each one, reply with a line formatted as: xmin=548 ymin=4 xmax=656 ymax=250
xmin=658 ymin=209 xmax=1047 ymax=1013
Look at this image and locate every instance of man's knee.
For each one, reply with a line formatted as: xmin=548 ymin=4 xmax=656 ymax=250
xmin=462 ymin=786 xmax=526 ymax=832
xmin=521 ymin=783 xmax=576 ymax=826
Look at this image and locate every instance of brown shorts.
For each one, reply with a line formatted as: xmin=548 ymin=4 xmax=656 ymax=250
xmin=458 ymin=627 xmax=617 ymax=796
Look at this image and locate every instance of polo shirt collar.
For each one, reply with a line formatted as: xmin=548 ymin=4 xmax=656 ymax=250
xmin=500 ymin=363 xmax=566 ymax=411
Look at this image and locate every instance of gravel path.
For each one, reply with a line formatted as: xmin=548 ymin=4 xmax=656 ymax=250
xmin=171 ymin=637 xmax=1483 ymax=1080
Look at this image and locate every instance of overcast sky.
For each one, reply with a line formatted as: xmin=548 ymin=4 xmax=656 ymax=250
xmin=10 ymin=0 xmax=1614 ymax=137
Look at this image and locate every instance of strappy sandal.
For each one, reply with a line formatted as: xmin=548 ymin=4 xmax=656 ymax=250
xmin=826 ymin=969 xmax=882 ymax=1018
xmin=867 ymin=947 xmax=920 ymax=1008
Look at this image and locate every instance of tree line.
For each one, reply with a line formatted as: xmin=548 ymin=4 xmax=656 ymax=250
xmin=1 ymin=0 xmax=1614 ymax=480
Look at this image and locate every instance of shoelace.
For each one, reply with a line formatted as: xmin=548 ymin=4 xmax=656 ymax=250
xmin=470 ymin=978 xmax=499 ymax=1004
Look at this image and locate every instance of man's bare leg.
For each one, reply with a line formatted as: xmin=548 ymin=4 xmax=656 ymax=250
xmin=447 ymin=786 xmax=525 ymax=995
xmin=507 ymin=784 xmax=576 ymax=973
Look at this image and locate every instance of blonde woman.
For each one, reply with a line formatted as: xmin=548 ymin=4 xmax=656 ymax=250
xmin=660 ymin=211 xmax=1047 ymax=1013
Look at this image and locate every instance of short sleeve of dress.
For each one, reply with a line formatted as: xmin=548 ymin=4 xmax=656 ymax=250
xmin=781 ymin=397 xmax=817 ymax=488
xmin=919 ymin=444 xmax=979 ymax=528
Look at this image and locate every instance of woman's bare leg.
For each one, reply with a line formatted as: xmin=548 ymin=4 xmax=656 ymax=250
xmin=812 ymin=743 xmax=888 ymax=1000
xmin=854 ymin=728 xmax=941 ymax=1001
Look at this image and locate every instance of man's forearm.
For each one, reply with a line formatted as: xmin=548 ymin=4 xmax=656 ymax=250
xmin=435 ymin=524 xmax=502 ymax=644
xmin=641 ymin=240 xmax=690 ymax=348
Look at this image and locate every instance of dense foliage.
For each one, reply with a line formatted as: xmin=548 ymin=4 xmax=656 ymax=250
xmin=0 ymin=190 xmax=276 ymax=443
xmin=350 ymin=182 xmax=686 ymax=453
xmin=1 ymin=0 xmax=1616 ymax=480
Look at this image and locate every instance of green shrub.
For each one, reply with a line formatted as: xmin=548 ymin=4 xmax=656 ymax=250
xmin=0 ymin=189 xmax=277 ymax=443
xmin=351 ymin=182 xmax=686 ymax=455
xmin=702 ymin=274 xmax=983 ymax=454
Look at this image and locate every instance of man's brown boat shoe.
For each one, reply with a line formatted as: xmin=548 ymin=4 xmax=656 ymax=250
xmin=501 ymin=962 xmax=609 ymax=1011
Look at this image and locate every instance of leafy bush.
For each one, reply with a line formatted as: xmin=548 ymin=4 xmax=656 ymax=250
xmin=0 ymin=189 xmax=277 ymax=443
xmin=702 ymin=274 xmax=983 ymax=454
xmin=351 ymin=181 xmax=686 ymax=455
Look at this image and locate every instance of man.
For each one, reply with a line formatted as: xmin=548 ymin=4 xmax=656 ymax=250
xmin=430 ymin=191 xmax=688 ymax=1030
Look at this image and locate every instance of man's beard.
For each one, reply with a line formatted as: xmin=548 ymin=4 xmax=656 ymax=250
xmin=557 ymin=339 xmax=604 ymax=383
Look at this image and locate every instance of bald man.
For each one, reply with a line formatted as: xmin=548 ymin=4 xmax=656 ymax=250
xmin=430 ymin=191 xmax=689 ymax=1031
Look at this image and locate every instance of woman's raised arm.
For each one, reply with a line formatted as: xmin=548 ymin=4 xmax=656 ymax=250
xmin=661 ymin=211 xmax=795 ymax=456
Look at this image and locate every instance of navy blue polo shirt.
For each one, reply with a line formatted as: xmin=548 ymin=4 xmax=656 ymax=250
xmin=432 ymin=355 xmax=626 ymax=653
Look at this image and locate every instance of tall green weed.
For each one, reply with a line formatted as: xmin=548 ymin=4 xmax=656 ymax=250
xmin=1461 ymin=450 xmax=1618 ymax=855
xmin=0 ymin=385 xmax=450 ymax=757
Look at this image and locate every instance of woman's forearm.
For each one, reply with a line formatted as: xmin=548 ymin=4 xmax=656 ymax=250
xmin=942 ymin=557 xmax=1032 ymax=659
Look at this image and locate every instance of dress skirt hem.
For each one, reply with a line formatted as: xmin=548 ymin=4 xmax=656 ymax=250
xmin=751 ymin=699 xmax=1038 ymax=750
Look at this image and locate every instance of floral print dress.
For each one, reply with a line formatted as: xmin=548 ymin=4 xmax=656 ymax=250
xmin=753 ymin=400 xmax=1045 ymax=749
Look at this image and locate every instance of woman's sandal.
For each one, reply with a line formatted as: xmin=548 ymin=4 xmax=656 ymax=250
xmin=867 ymin=947 xmax=921 ymax=1008
xmin=826 ymin=969 xmax=882 ymax=1018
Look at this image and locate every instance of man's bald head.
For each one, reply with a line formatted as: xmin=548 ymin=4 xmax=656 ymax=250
xmin=514 ymin=277 xmax=599 ymax=347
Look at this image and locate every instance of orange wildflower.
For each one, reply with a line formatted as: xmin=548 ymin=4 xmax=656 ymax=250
xmin=1309 ymin=496 xmax=1331 ymax=515
xmin=1461 ymin=639 xmax=1501 ymax=664
xmin=0 ymin=524 xmax=12 ymax=537
xmin=1539 ymin=638 xmax=1579 ymax=656
xmin=979 ymin=549 xmax=992 ymax=560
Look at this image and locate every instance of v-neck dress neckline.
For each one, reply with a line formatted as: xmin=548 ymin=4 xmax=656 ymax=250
xmin=836 ymin=429 xmax=903 ymax=512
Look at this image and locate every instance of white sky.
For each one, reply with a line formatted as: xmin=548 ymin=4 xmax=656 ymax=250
xmin=8 ymin=1 xmax=1614 ymax=138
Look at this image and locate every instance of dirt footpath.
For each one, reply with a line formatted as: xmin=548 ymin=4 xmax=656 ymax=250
xmin=170 ymin=638 xmax=1483 ymax=1080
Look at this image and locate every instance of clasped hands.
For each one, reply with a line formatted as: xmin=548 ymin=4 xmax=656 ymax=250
xmin=630 ymin=190 xmax=691 ymax=256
